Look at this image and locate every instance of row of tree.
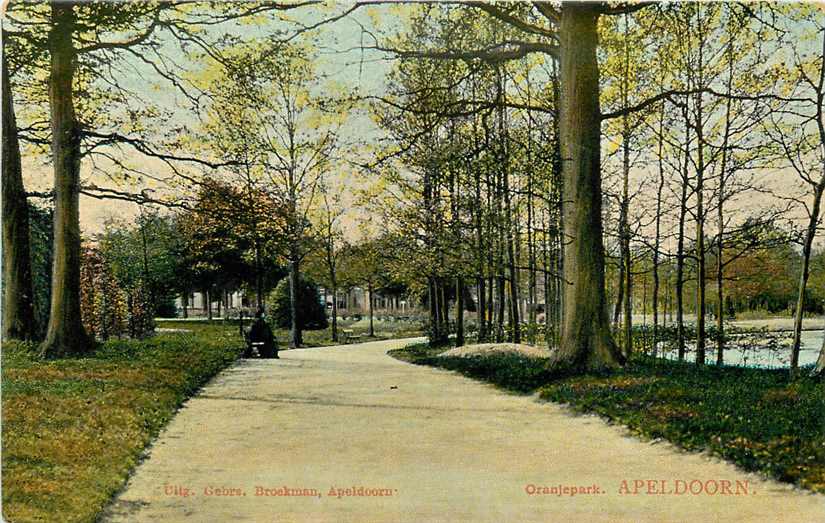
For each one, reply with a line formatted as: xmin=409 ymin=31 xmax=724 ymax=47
xmin=3 ymin=1 xmax=824 ymax=377
xmin=361 ymin=2 xmax=825 ymax=376
xmin=81 ymin=181 xmax=406 ymax=341
xmin=2 ymin=2 xmax=338 ymax=354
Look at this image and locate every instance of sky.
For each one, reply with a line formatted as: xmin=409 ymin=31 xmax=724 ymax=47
xmin=11 ymin=2 xmax=825 ymax=249
xmin=18 ymin=2 xmax=408 ymax=236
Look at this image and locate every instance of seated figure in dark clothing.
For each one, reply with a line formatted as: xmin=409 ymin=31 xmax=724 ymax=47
xmin=247 ymin=308 xmax=279 ymax=359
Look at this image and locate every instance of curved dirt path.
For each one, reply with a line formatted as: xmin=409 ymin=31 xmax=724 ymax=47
xmin=104 ymin=338 xmax=824 ymax=523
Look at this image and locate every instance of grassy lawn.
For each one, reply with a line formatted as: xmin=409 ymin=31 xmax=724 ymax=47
xmin=388 ymin=343 xmax=557 ymax=392
xmin=2 ymin=322 xmax=243 ymax=523
xmin=282 ymin=318 xmax=424 ymax=347
xmin=390 ymin=343 xmax=825 ymax=494
xmin=160 ymin=317 xmax=425 ymax=348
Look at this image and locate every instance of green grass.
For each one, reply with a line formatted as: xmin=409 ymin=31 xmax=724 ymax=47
xmin=281 ymin=318 xmax=424 ymax=347
xmin=730 ymin=310 xmax=796 ymax=321
xmin=389 ymin=342 xmax=560 ymax=393
xmin=387 ymin=342 xmax=452 ymax=364
xmin=390 ymin=343 xmax=825 ymax=493
xmin=159 ymin=317 xmax=425 ymax=348
xmin=2 ymin=323 xmax=243 ymax=523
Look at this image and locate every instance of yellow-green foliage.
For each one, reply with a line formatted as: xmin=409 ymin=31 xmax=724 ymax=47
xmin=80 ymin=245 xmax=128 ymax=340
xmin=1 ymin=323 xmax=242 ymax=523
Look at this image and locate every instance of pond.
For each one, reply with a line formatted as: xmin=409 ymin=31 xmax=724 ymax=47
xmin=658 ymin=329 xmax=823 ymax=369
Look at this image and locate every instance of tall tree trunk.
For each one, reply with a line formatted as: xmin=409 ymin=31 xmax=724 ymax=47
xmin=695 ymin=123 xmax=707 ymax=365
xmin=506 ymin=237 xmax=521 ymax=343
xmin=527 ymin=173 xmax=537 ymax=343
xmin=474 ymin=166 xmax=487 ymax=342
xmin=288 ymin=257 xmax=301 ymax=348
xmin=471 ymin=74 xmax=487 ymax=344
xmin=652 ymin=100 xmax=665 ymax=358
xmin=39 ymin=2 xmax=93 ymax=357
xmin=455 ymin=277 xmax=465 ymax=347
xmin=613 ymin=259 xmax=625 ymax=330
xmin=621 ymin=129 xmax=632 ymax=359
xmin=551 ymin=3 xmax=623 ymax=371
xmin=182 ymin=292 xmax=188 ymax=318
xmin=716 ymin=56 xmax=733 ymax=365
xmin=331 ymin=281 xmax=338 ymax=343
xmin=791 ymin=197 xmax=822 ymax=374
xmin=440 ymin=281 xmax=449 ymax=328
xmin=550 ymin=57 xmax=564 ymax=349
xmin=475 ymin=168 xmax=487 ymax=342
xmin=694 ymin=9 xmax=707 ymax=366
xmin=255 ymin=238 xmax=263 ymax=310
xmin=807 ymin=33 xmax=825 ymax=378
xmin=487 ymin=275 xmax=494 ymax=341
xmin=620 ymin=16 xmax=633 ymax=359
xmin=496 ymin=275 xmax=505 ymax=342
xmin=428 ymin=277 xmax=439 ymax=346
xmin=792 ymin=32 xmax=825 ymax=375
xmin=642 ymin=274 xmax=647 ymax=339
xmin=206 ymin=288 xmax=213 ymax=322
xmin=2 ymin=55 xmax=35 ymax=341
xmin=484 ymin=167 xmax=495 ymax=341
xmin=368 ymin=282 xmax=374 ymax=337
xmin=477 ymin=277 xmax=486 ymax=341
xmin=434 ymin=279 xmax=442 ymax=333
xmin=139 ymin=214 xmax=154 ymax=315
xmin=542 ymin=210 xmax=552 ymax=345
xmin=497 ymin=67 xmax=520 ymax=343
xmin=714 ymin=230 xmax=725 ymax=364
xmin=676 ymin=197 xmax=687 ymax=362
xmin=676 ymin=100 xmax=691 ymax=362
xmin=664 ymin=269 xmax=670 ymax=326
xmin=433 ymin=279 xmax=443 ymax=335
xmin=526 ymin=72 xmax=537 ymax=341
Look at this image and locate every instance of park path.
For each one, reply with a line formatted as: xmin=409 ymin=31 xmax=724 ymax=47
xmin=104 ymin=338 xmax=824 ymax=523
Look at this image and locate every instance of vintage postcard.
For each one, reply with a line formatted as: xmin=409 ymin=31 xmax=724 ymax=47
xmin=2 ymin=1 xmax=824 ymax=522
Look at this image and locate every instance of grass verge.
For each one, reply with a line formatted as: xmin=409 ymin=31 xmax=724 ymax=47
xmin=159 ymin=318 xmax=425 ymax=348
xmin=277 ymin=318 xmax=424 ymax=348
xmin=390 ymin=342 xmax=825 ymax=493
xmin=388 ymin=343 xmax=558 ymax=393
xmin=2 ymin=322 xmax=243 ymax=523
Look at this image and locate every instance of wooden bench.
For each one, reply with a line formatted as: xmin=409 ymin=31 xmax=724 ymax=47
xmin=243 ymin=328 xmax=263 ymax=358
xmin=342 ymin=329 xmax=362 ymax=344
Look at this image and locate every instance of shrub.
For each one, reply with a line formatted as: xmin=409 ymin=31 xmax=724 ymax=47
xmin=126 ymin=281 xmax=155 ymax=339
xmin=268 ymin=276 xmax=328 ymax=330
xmin=154 ymin=295 xmax=179 ymax=318
xmin=80 ymin=245 xmax=128 ymax=340
xmin=80 ymin=245 xmax=156 ymax=340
